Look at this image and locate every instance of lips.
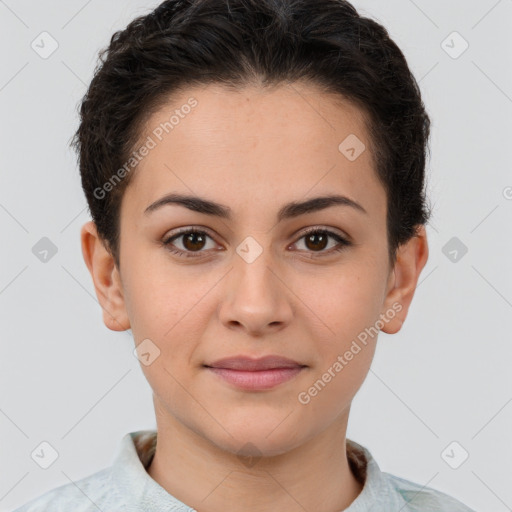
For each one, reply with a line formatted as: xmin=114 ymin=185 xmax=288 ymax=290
xmin=203 ymin=355 xmax=307 ymax=391
xmin=204 ymin=355 xmax=305 ymax=371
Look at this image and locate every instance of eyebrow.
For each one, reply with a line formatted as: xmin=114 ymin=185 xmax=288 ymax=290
xmin=144 ymin=193 xmax=367 ymax=221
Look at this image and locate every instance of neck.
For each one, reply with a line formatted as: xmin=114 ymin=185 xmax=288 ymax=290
xmin=146 ymin=402 xmax=364 ymax=512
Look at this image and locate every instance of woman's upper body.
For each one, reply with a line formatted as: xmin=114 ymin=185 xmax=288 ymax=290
xmin=13 ymin=2 xmax=477 ymax=512
xmin=13 ymin=430 xmax=476 ymax=512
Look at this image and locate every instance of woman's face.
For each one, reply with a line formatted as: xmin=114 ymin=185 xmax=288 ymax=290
xmin=85 ymin=82 xmax=423 ymax=457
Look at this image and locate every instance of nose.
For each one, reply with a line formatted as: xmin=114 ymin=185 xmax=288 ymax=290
xmin=218 ymin=244 xmax=294 ymax=337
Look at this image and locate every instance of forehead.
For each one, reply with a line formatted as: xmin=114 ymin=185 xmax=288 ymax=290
xmin=123 ymin=82 xmax=386 ymax=222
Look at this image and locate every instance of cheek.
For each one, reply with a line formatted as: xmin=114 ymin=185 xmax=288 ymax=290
xmin=297 ymin=276 xmax=381 ymax=416
xmin=122 ymin=258 xmax=217 ymax=381
xmin=302 ymin=263 xmax=385 ymax=342
xmin=297 ymin=263 xmax=384 ymax=401
xmin=121 ymin=248 xmax=200 ymax=337
xmin=295 ymin=341 xmax=376 ymax=433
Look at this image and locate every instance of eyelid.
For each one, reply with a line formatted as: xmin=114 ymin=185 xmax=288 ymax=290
xmin=162 ymin=225 xmax=222 ymax=249
xmin=288 ymin=227 xmax=352 ymax=255
xmin=164 ymin=225 xmax=349 ymax=242
xmin=162 ymin=225 xmax=352 ymax=258
xmin=163 ymin=225 xmax=220 ymax=243
xmin=294 ymin=225 xmax=351 ymax=242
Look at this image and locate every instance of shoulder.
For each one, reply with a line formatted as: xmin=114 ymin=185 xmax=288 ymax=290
xmin=384 ymin=472 xmax=476 ymax=512
xmin=11 ymin=467 xmax=119 ymax=512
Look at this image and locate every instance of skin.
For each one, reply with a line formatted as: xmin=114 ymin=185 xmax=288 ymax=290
xmin=81 ymin=82 xmax=428 ymax=512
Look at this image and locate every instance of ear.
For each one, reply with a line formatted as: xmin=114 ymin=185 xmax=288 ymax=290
xmin=80 ymin=220 xmax=130 ymax=332
xmin=380 ymin=225 xmax=429 ymax=334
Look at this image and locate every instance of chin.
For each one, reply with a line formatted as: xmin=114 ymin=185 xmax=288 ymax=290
xmin=207 ymin=422 xmax=307 ymax=460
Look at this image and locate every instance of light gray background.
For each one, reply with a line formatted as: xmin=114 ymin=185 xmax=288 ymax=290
xmin=1 ymin=1 xmax=511 ymax=510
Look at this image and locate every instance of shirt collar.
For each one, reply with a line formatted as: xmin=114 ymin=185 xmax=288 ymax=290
xmin=110 ymin=430 xmax=408 ymax=511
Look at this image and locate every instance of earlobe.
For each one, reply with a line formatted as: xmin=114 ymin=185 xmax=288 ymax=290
xmin=80 ymin=220 xmax=131 ymax=332
xmin=380 ymin=225 xmax=429 ymax=335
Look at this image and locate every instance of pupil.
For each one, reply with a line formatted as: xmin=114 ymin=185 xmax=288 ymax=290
xmin=306 ymin=233 xmax=327 ymax=251
xmin=184 ymin=232 xmax=205 ymax=251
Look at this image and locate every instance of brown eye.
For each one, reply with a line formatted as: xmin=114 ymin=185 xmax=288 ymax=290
xmin=304 ymin=232 xmax=329 ymax=251
xmin=293 ymin=228 xmax=351 ymax=256
xmin=163 ymin=229 xmax=218 ymax=258
xmin=181 ymin=232 xmax=207 ymax=251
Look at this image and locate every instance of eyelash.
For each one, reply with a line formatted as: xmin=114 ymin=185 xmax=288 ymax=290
xmin=162 ymin=226 xmax=352 ymax=259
